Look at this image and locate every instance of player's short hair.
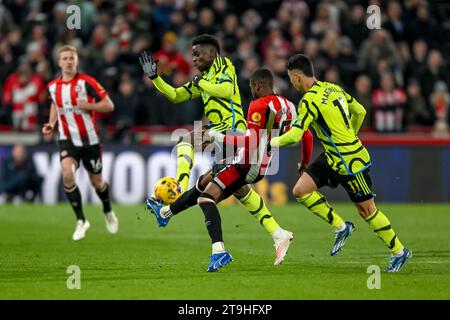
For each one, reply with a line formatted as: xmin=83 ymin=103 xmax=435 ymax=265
xmin=57 ymin=45 xmax=78 ymax=59
xmin=250 ymin=68 xmax=274 ymax=86
xmin=286 ymin=54 xmax=314 ymax=77
xmin=192 ymin=34 xmax=220 ymax=54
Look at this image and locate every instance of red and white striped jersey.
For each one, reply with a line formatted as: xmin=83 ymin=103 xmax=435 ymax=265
xmin=47 ymin=73 xmax=108 ymax=147
xmin=223 ymin=94 xmax=298 ymax=180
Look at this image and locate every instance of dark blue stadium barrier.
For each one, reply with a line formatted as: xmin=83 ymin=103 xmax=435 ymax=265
xmin=0 ymin=144 xmax=448 ymax=203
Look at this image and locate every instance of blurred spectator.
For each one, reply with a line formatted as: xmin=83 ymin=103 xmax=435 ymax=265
xmin=154 ymin=31 xmax=190 ymax=76
xmin=280 ymin=0 xmax=310 ymax=21
xmin=405 ymin=40 xmax=428 ymax=80
xmin=353 ymin=74 xmax=372 ymax=127
xmin=94 ymin=41 xmax=121 ymax=91
xmin=311 ymin=3 xmax=338 ymax=38
xmin=111 ymin=75 xmax=139 ymax=144
xmin=405 ymin=79 xmax=433 ymax=127
xmin=324 ymin=66 xmax=341 ymax=86
xmin=372 ymin=72 xmax=406 ymax=133
xmin=260 ymin=20 xmax=293 ymax=61
xmin=240 ymin=9 xmax=262 ymax=34
xmin=420 ymin=50 xmax=449 ymax=105
xmin=359 ymin=29 xmax=402 ymax=74
xmin=336 ymin=36 xmax=359 ymax=88
xmin=2 ymin=62 xmax=45 ymax=131
xmin=322 ymin=0 xmax=349 ymax=33
xmin=409 ymin=3 xmax=444 ymax=50
xmin=111 ymin=15 xmax=132 ymax=53
xmin=382 ymin=1 xmax=408 ymax=43
xmin=197 ymin=8 xmax=217 ymax=35
xmin=85 ymin=24 xmax=111 ymax=68
xmin=430 ymin=81 xmax=450 ymax=137
xmin=343 ymin=4 xmax=369 ymax=50
xmin=0 ymin=144 xmax=43 ymax=203
xmin=221 ymin=14 xmax=239 ymax=55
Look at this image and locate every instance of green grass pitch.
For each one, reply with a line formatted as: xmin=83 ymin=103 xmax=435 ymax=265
xmin=0 ymin=203 xmax=449 ymax=299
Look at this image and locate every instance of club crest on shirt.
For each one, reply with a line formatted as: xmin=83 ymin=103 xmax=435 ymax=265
xmin=252 ymin=112 xmax=262 ymax=122
xmin=74 ymin=85 xmax=81 ymax=92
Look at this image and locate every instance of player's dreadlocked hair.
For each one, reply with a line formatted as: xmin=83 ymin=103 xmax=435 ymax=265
xmin=250 ymin=68 xmax=274 ymax=87
xmin=286 ymin=54 xmax=315 ymax=77
xmin=192 ymin=34 xmax=221 ymax=54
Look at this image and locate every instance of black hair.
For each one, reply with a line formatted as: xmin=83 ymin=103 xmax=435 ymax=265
xmin=250 ymin=68 xmax=274 ymax=86
xmin=191 ymin=34 xmax=220 ymax=54
xmin=286 ymin=54 xmax=314 ymax=77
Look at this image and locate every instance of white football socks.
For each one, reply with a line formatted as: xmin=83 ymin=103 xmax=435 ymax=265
xmin=212 ymin=241 xmax=225 ymax=254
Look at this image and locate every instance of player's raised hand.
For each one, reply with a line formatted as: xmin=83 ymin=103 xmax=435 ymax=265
xmin=42 ymin=123 xmax=54 ymax=135
xmin=139 ymin=51 xmax=158 ymax=79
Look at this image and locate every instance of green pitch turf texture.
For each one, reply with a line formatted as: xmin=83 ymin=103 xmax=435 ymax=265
xmin=0 ymin=203 xmax=449 ymax=300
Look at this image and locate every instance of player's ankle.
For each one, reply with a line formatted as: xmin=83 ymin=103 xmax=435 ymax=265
xmin=161 ymin=206 xmax=173 ymax=218
xmin=212 ymin=241 xmax=226 ymax=254
xmin=335 ymin=222 xmax=346 ymax=232
xmin=271 ymin=227 xmax=284 ymax=239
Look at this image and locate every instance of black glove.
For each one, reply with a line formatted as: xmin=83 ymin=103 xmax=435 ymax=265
xmin=139 ymin=51 xmax=158 ymax=79
xmin=192 ymin=74 xmax=203 ymax=87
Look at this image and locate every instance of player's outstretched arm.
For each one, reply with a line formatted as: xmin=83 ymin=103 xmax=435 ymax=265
xmin=139 ymin=51 xmax=195 ymax=104
xmin=271 ymin=99 xmax=316 ymax=147
xmin=194 ymin=76 xmax=233 ymax=100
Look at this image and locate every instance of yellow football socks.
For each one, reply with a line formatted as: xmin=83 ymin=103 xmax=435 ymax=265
xmin=365 ymin=209 xmax=404 ymax=254
xmin=176 ymin=142 xmax=194 ymax=191
xmin=297 ymin=191 xmax=345 ymax=229
xmin=239 ymin=188 xmax=279 ymax=234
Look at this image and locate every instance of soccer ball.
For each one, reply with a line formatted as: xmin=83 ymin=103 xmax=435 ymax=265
xmin=153 ymin=177 xmax=183 ymax=205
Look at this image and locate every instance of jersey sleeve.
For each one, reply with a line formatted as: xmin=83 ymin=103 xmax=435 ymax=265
xmin=343 ymin=90 xmax=366 ymax=134
xmin=272 ymin=94 xmax=317 ymax=147
xmin=84 ymin=75 xmax=108 ymax=101
xmin=198 ymin=58 xmax=235 ymax=99
xmin=152 ymin=76 xmax=200 ymax=103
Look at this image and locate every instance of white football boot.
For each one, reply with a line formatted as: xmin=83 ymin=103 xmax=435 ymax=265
xmin=273 ymin=229 xmax=294 ymax=266
xmin=104 ymin=211 xmax=119 ymax=234
xmin=73 ymin=220 xmax=90 ymax=241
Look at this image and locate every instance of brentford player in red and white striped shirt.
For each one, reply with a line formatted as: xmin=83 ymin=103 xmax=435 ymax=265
xmin=42 ymin=45 xmax=118 ymax=241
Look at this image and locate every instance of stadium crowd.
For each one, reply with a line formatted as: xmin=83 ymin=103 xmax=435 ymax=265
xmin=0 ymin=0 xmax=449 ymax=142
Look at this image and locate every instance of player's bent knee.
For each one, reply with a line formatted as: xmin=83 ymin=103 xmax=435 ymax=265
xmin=356 ymin=201 xmax=376 ymax=218
xmin=91 ymin=178 xmax=104 ymax=190
xmin=233 ymin=185 xmax=250 ymax=199
xmin=62 ymin=174 xmax=76 ymax=188
xmin=292 ymin=185 xmax=307 ymax=199
xmin=198 ymin=193 xmax=216 ymax=205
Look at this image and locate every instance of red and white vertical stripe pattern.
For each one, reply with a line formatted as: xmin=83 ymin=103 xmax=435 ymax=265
xmin=253 ymin=95 xmax=296 ymax=177
xmin=48 ymin=75 xmax=100 ymax=146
